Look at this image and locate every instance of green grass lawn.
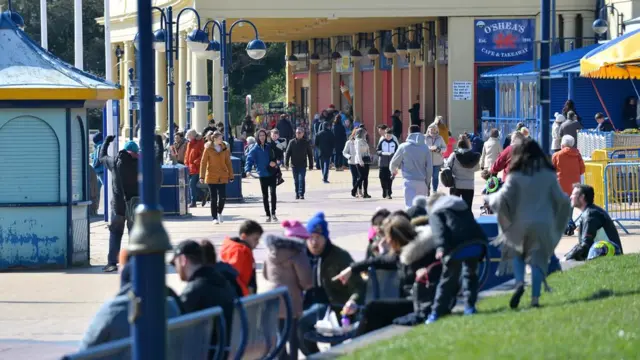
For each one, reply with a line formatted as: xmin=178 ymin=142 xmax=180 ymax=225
xmin=341 ymin=254 xmax=640 ymax=360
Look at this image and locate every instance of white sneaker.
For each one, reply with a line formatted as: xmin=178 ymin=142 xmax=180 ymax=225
xmin=272 ymin=215 xmax=279 ymax=222
xmin=218 ymin=214 xmax=224 ymax=223
xmin=213 ymin=218 xmax=219 ymax=224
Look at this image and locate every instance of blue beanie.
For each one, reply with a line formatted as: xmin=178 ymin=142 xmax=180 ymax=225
xmin=92 ymin=132 xmax=103 ymax=145
xmin=124 ymin=141 xmax=139 ymax=154
xmin=306 ymin=212 xmax=329 ymax=239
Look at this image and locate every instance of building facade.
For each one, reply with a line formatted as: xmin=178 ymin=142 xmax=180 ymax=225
xmin=99 ymin=0 xmax=640 ymax=141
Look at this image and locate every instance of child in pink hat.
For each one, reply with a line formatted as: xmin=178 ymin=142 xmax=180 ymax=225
xmin=282 ymin=220 xmax=310 ymax=239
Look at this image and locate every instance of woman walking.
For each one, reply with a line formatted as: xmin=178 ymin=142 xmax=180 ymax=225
xmin=185 ymin=129 xmax=205 ymax=208
xmin=353 ymin=128 xmax=372 ymax=198
xmin=332 ymin=115 xmax=348 ymax=171
xmin=342 ymin=129 xmax=362 ymax=197
xmin=200 ymin=131 xmax=233 ymax=224
xmin=262 ymin=220 xmax=313 ymax=360
xmin=443 ymin=135 xmax=480 ymax=208
xmin=245 ymin=129 xmax=279 ymax=222
xmin=425 ymin=125 xmax=447 ymax=194
xmin=487 ymin=138 xmax=571 ymax=309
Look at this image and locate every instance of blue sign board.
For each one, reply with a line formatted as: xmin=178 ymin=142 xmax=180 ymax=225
xmin=474 ymin=19 xmax=535 ymax=62
xmin=187 ymin=95 xmax=211 ymax=102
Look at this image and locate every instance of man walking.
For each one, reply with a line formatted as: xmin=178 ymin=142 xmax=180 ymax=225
xmin=314 ymin=122 xmax=335 ymax=183
xmin=390 ymin=125 xmax=433 ymax=208
xmin=285 ymin=127 xmax=314 ymax=200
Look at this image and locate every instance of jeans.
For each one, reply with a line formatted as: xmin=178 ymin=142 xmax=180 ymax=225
xmin=513 ymin=256 xmax=543 ymax=298
xmin=297 ymin=303 xmax=329 ymax=356
xmin=403 ymin=179 xmax=428 ymax=208
xmin=189 ymin=174 xmax=201 ymax=205
xmin=207 ymin=183 xmax=226 ymax=219
xmin=259 ymin=175 xmax=277 ymax=217
xmin=107 ymin=205 xmax=134 ymax=265
xmin=432 ymin=259 xmax=478 ymax=316
xmin=349 ymin=164 xmax=360 ymax=190
xmin=431 ymin=165 xmax=441 ymax=192
xmin=314 ymin=148 xmax=321 ymax=170
xmin=278 ymin=318 xmax=299 ymax=360
xmin=355 ymin=164 xmax=370 ymax=194
xmin=334 ymin=149 xmax=344 ymax=168
xmin=292 ymin=167 xmax=307 ymax=196
xmin=379 ymin=167 xmax=392 ymax=197
xmin=320 ymin=157 xmax=331 ymax=182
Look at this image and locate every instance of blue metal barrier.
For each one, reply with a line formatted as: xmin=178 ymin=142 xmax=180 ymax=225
xmin=603 ymin=162 xmax=640 ymax=234
xmin=61 ymin=306 xmax=225 ymax=360
xmin=228 ymin=287 xmax=293 ymax=360
xmin=481 ymin=117 xmax=554 ymax=148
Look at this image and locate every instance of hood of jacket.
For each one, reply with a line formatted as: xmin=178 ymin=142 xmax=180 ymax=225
xmin=264 ymin=234 xmax=306 ymax=264
xmin=204 ymin=141 xmax=229 ymax=151
xmin=189 ymin=265 xmax=233 ymax=289
xmin=213 ymin=261 xmax=239 ymax=279
xmin=405 ymin=132 xmax=426 ymax=145
xmin=454 ymin=148 xmax=481 ymax=168
xmin=400 ymin=226 xmax=437 ymax=265
xmin=428 ymin=194 xmax=468 ymax=214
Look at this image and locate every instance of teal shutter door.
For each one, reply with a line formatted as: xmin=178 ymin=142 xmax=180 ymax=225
xmin=0 ymin=116 xmax=60 ymax=203
xmin=71 ymin=116 xmax=84 ymax=201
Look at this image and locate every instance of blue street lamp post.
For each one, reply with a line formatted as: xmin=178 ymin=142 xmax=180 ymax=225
xmin=186 ymin=81 xmax=192 ymax=130
xmin=540 ymin=0 xmax=551 ymax=153
xmin=128 ymin=68 xmax=136 ymax=140
xmin=135 ymin=6 xmax=209 ymax=145
xmin=200 ymin=19 xmax=267 ymax=142
xmin=129 ymin=0 xmax=172 ymax=359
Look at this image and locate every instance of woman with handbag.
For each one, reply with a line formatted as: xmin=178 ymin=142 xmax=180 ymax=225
xmin=245 ymin=129 xmax=280 ymax=222
xmin=352 ymin=128 xmax=372 ymax=198
xmin=200 ymin=131 xmax=234 ymax=224
xmin=442 ymin=135 xmax=480 ymax=208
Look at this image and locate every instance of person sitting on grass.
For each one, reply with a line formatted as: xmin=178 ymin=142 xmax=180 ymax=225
xmin=425 ymin=192 xmax=488 ymax=324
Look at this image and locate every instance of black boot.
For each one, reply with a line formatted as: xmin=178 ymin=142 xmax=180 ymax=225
xmin=510 ymin=283 xmax=526 ymax=310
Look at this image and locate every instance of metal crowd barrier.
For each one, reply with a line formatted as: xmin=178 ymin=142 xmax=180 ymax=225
xmin=228 ymin=287 xmax=293 ymax=360
xmin=603 ymin=162 xmax=640 ymax=234
xmin=61 ymin=306 xmax=226 ymax=360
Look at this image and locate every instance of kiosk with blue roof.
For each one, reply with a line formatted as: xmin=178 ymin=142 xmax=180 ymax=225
xmin=0 ymin=9 xmax=122 ymax=270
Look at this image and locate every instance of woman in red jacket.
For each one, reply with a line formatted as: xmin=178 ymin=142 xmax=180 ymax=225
xmin=184 ymin=129 xmax=205 ymax=207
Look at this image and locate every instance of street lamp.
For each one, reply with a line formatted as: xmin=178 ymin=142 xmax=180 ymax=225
xmin=200 ymin=19 xmax=266 ymax=141
xmin=592 ymin=4 xmax=625 ymax=38
xmin=136 ymin=6 xmax=209 ymax=145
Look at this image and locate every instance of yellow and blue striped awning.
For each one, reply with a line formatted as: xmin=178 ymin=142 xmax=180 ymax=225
xmin=580 ymin=28 xmax=640 ymax=79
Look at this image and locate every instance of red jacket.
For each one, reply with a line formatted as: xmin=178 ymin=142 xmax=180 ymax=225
xmin=219 ymin=237 xmax=255 ymax=296
xmin=552 ymin=147 xmax=585 ymax=196
xmin=184 ymin=138 xmax=205 ymax=175
xmin=490 ymin=145 xmax=513 ymax=181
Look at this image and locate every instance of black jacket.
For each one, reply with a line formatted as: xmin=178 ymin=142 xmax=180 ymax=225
xmin=180 ymin=265 xmax=238 ymax=348
xmin=565 ymin=204 xmax=624 ymax=261
xmin=409 ymin=103 xmax=421 ymax=127
xmin=314 ymin=126 xmax=336 ymax=159
xmin=202 ymin=125 xmax=217 ymax=137
xmin=276 ymin=119 xmax=295 ymax=141
xmin=241 ymin=120 xmax=256 ymax=137
xmin=622 ymin=97 xmax=637 ymax=130
xmin=332 ymin=121 xmax=347 ymax=149
xmin=596 ymin=121 xmax=614 ymax=132
xmin=392 ymin=115 xmax=403 ymax=140
xmin=428 ymin=195 xmax=488 ymax=256
xmin=285 ymin=137 xmax=314 ymax=169
xmin=213 ymin=262 xmax=244 ymax=298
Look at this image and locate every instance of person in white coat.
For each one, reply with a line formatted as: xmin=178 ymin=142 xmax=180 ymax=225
xmin=479 ymin=128 xmax=502 ymax=171
xmin=425 ymin=125 xmax=447 ymax=194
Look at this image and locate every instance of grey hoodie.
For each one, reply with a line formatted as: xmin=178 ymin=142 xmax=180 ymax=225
xmin=390 ymin=132 xmax=433 ymax=182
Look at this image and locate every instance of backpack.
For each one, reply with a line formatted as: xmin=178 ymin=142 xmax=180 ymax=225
xmin=91 ymin=144 xmax=104 ymax=174
xmin=440 ymin=156 xmax=456 ymax=188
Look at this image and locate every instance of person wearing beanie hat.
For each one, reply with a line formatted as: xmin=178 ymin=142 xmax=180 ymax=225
xmin=262 ymin=221 xmax=314 ymax=359
xmin=406 ymin=195 xmax=428 ymax=219
xmin=298 ymin=212 xmax=366 ymax=356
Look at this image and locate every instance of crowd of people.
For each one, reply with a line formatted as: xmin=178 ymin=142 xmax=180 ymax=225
xmin=84 ymin=99 xmax=627 ymax=358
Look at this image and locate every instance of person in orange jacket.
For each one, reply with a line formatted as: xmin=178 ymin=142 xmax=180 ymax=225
xmin=184 ymin=129 xmax=205 ymax=208
xmin=219 ymin=220 xmax=264 ymax=296
xmin=552 ymin=135 xmax=585 ymax=196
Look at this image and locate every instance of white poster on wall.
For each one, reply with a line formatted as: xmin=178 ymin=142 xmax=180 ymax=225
xmin=453 ymin=81 xmax=473 ymax=101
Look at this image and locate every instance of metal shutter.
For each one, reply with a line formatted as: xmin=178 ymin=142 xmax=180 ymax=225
xmin=0 ymin=116 xmax=60 ymax=202
xmin=71 ymin=116 xmax=84 ymax=201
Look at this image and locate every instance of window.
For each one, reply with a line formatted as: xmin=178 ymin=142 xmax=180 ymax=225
xmin=292 ymin=40 xmax=309 ymax=55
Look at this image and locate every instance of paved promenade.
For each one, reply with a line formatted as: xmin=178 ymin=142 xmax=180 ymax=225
xmin=1 ymin=168 xmax=639 ymax=359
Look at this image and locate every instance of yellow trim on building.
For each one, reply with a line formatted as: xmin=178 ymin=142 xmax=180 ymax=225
xmin=0 ymin=88 xmax=124 ymax=101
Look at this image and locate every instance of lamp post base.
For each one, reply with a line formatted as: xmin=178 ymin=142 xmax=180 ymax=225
xmin=128 ymin=206 xmax=172 ymax=255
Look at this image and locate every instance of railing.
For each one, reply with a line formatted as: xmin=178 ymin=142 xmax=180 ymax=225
xmin=228 ymin=287 xmax=293 ymax=360
xmin=481 ymin=117 xmax=554 ymax=146
xmin=603 ymin=162 xmax=640 ymax=233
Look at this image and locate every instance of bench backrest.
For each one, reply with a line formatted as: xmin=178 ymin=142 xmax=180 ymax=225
xmin=228 ymin=287 xmax=293 ymax=360
xmin=61 ymin=307 xmax=225 ymax=360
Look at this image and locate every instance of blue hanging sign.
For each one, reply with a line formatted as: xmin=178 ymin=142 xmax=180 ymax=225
xmin=474 ymin=19 xmax=535 ymax=62
xmin=186 ymin=95 xmax=211 ymax=102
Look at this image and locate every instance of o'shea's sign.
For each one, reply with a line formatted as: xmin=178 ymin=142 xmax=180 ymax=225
xmin=474 ymin=19 xmax=535 ymax=62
